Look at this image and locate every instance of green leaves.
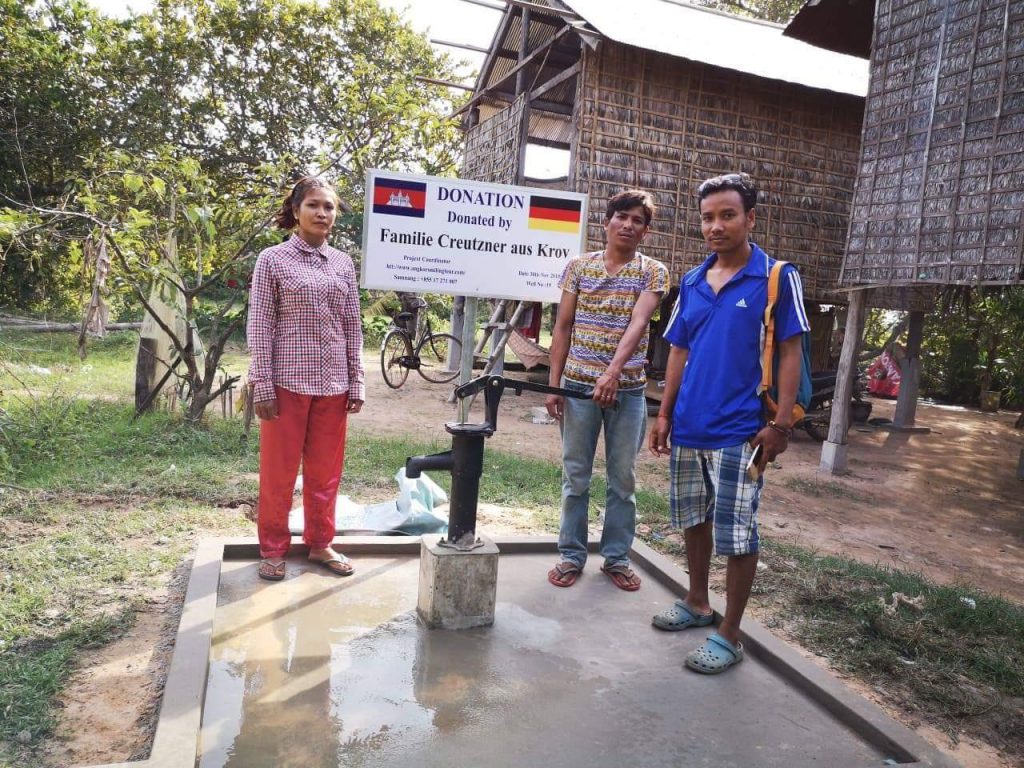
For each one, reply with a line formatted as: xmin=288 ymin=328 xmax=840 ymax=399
xmin=123 ymin=173 xmax=145 ymax=194
xmin=3 ymin=0 xmax=464 ymax=316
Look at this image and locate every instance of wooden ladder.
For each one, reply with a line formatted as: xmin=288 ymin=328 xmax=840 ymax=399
xmin=473 ymin=299 xmax=532 ymax=376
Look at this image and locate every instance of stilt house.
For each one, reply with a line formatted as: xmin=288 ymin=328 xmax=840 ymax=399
xmin=784 ymin=0 xmax=1024 ymax=470
xmin=459 ymin=0 xmax=871 ymax=367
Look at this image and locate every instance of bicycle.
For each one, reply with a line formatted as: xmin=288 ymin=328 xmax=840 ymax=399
xmin=380 ymin=297 xmax=462 ymax=389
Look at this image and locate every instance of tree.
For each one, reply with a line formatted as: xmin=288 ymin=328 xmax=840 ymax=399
xmin=696 ymin=0 xmax=806 ymax=24
xmin=103 ymin=0 xmax=462 ymax=200
xmin=867 ymin=288 xmax=1024 ymax=409
xmin=0 ymin=0 xmax=128 ymax=310
xmin=2 ymin=0 xmax=463 ymax=316
xmin=2 ymin=147 xmax=291 ymax=422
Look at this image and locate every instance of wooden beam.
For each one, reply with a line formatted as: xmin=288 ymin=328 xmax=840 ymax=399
xmin=496 ymin=0 xmax=584 ymax=22
xmin=529 ymin=60 xmax=581 ymax=101
xmin=474 ymin=6 xmax=515 ymax=94
xmin=454 ymin=25 xmax=573 ymax=119
xmin=485 ymin=92 xmax=574 ymax=115
xmin=516 ymin=8 xmax=531 ymax=96
xmin=430 ymin=38 xmax=492 ymax=54
xmin=459 ymin=0 xmax=505 ymax=10
xmin=516 ymin=8 xmax=532 ymax=183
xmin=454 ymin=92 xmax=571 ymax=120
xmin=495 ymin=25 xmax=572 ymax=97
xmin=524 ymin=136 xmax=570 ymax=150
xmin=416 ymin=75 xmax=475 ymax=91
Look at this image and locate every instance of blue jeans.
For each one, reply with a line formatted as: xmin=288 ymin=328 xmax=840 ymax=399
xmin=558 ymin=380 xmax=647 ymax=569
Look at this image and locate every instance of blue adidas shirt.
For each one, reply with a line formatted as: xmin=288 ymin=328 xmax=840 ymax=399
xmin=664 ymin=243 xmax=810 ymax=449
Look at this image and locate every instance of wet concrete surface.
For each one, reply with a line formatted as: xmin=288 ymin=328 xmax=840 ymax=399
xmin=197 ymin=552 xmax=900 ymax=768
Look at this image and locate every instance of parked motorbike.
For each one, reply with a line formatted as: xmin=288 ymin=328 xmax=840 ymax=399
xmin=800 ymin=370 xmax=872 ymax=442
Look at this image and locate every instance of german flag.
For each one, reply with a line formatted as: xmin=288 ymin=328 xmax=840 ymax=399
xmin=528 ymin=195 xmax=582 ymax=233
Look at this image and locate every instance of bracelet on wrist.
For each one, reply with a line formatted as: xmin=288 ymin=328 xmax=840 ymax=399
xmin=767 ymin=420 xmax=793 ymax=437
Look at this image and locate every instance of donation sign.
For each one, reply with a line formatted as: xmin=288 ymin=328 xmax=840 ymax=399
xmin=360 ymin=170 xmax=589 ymax=302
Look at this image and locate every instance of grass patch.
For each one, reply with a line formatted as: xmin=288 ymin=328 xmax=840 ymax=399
xmin=778 ymin=475 xmax=874 ymax=504
xmin=0 ymin=496 xmax=253 ymax=758
xmin=752 ymin=539 xmax=1024 ymax=751
xmin=4 ymin=326 xmax=1019 ymax=765
xmin=0 ymin=612 xmax=134 ymax=749
xmin=0 ymin=329 xmax=250 ymax=403
xmin=0 ymin=398 xmax=258 ymax=496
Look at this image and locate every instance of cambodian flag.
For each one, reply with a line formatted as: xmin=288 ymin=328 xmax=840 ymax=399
xmin=373 ymin=178 xmax=427 ymax=218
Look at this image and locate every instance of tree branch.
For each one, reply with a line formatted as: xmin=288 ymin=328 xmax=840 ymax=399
xmin=103 ymin=230 xmax=189 ymax=363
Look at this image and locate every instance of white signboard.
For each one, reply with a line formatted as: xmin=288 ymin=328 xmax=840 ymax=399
xmin=360 ymin=170 xmax=589 ymax=302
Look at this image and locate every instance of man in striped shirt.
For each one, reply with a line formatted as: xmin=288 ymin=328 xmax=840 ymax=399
xmin=545 ymin=190 xmax=670 ymax=592
xmin=649 ymin=173 xmax=810 ymax=674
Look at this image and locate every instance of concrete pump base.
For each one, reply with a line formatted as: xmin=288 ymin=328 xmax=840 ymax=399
xmin=82 ymin=536 xmax=958 ymax=768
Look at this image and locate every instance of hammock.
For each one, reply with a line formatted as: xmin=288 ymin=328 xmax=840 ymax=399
xmin=506 ymin=328 xmax=550 ymax=370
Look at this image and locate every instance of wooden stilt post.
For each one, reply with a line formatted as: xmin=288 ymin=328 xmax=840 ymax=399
xmin=893 ymin=311 xmax=924 ymax=428
xmin=449 ymin=296 xmax=466 ymax=372
xmin=458 ymin=298 xmax=479 ymax=423
xmin=820 ymin=290 xmax=867 ymax=474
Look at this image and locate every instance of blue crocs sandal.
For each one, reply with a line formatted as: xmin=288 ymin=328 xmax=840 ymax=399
xmin=685 ymin=632 xmax=744 ymax=674
xmin=652 ymin=600 xmax=715 ymax=631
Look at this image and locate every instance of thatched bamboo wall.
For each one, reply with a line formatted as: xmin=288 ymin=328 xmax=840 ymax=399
xmin=843 ymin=0 xmax=1024 ymax=287
xmin=462 ymin=95 xmax=524 ymax=185
xmin=572 ymin=42 xmax=865 ymax=302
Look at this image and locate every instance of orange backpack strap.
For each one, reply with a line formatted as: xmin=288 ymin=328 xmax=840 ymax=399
xmin=759 ymin=261 xmax=788 ymax=395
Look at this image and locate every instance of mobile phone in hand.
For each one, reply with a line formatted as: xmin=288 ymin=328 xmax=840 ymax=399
xmin=746 ymin=444 xmax=764 ymax=482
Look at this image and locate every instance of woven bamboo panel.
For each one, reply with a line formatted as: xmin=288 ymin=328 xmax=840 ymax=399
xmin=462 ymin=95 xmax=524 ymax=184
xmin=571 ymin=42 xmax=865 ymax=302
xmin=844 ymin=0 xmax=1024 ymax=288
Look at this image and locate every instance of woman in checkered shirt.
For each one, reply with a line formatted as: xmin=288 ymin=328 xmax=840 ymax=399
xmin=247 ymin=177 xmax=365 ymax=582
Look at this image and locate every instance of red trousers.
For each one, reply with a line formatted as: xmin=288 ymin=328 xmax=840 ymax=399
xmin=257 ymin=387 xmax=349 ymax=558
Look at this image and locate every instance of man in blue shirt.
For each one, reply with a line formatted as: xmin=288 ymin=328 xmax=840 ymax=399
xmin=649 ymin=173 xmax=809 ymax=674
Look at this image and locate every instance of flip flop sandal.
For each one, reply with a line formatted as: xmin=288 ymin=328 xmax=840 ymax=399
xmin=685 ymin=632 xmax=744 ymax=674
xmin=652 ymin=600 xmax=715 ymax=631
xmin=258 ymin=559 xmax=286 ymax=581
xmin=310 ymin=552 xmax=354 ymax=577
xmin=547 ymin=561 xmax=582 ymax=588
xmin=600 ymin=564 xmax=641 ymax=591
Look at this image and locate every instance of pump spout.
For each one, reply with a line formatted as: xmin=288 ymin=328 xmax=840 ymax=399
xmin=405 ymin=450 xmax=454 ymax=479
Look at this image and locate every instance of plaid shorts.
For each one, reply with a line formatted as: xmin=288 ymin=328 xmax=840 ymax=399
xmin=670 ymin=442 xmax=762 ymax=556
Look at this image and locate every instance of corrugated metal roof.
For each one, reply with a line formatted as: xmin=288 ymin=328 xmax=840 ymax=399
xmin=559 ymin=0 xmax=870 ymax=96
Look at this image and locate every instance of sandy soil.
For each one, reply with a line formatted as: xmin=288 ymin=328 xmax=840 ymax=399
xmin=360 ymin=365 xmax=1023 ymax=599
xmin=43 ymin=358 xmax=1023 ymax=767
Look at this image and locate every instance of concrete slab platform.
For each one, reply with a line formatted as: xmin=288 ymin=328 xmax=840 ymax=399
xmin=83 ymin=537 xmax=959 ymax=768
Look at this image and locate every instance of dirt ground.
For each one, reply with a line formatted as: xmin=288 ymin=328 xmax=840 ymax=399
xmin=44 ymin=359 xmax=1023 ymax=768
xmin=363 ymin=365 xmax=1024 ymax=600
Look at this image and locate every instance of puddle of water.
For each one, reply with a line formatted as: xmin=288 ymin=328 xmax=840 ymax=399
xmin=197 ymin=554 xmax=893 ymax=768
xmin=199 ymin=557 xmax=592 ymax=768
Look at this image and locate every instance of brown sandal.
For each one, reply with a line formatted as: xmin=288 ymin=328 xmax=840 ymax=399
xmin=309 ymin=552 xmax=354 ymax=577
xmin=258 ymin=559 xmax=286 ymax=581
xmin=547 ymin=561 xmax=582 ymax=588
xmin=601 ymin=564 xmax=641 ymax=591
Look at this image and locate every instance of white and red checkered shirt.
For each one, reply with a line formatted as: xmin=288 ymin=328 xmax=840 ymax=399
xmin=247 ymin=234 xmax=365 ymax=404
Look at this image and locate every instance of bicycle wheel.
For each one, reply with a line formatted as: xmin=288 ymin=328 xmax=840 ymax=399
xmin=802 ymin=401 xmax=839 ymax=443
xmin=415 ymin=332 xmax=462 ymax=383
xmin=381 ymin=329 xmax=413 ymax=389
xmin=802 ymin=411 xmax=829 ymax=442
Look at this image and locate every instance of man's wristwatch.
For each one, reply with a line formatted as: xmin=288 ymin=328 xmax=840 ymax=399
xmin=767 ymin=420 xmax=793 ymax=437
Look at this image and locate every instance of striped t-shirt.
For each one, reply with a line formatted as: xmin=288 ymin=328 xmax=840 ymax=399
xmin=559 ymin=251 xmax=670 ymax=390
